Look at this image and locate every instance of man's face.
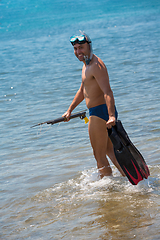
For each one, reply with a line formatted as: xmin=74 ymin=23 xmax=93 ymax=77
xmin=73 ymin=42 xmax=90 ymax=62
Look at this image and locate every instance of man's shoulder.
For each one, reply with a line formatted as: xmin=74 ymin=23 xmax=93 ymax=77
xmin=91 ymin=55 xmax=107 ymax=71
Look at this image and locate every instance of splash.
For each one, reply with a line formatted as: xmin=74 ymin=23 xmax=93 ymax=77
xmin=36 ymin=165 xmax=158 ymax=206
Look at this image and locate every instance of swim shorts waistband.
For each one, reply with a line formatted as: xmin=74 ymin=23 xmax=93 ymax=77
xmin=89 ymin=104 xmax=118 ymax=122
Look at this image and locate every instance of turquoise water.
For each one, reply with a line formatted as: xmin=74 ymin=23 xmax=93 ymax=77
xmin=1 ymin=0 xmax=160 ymax=239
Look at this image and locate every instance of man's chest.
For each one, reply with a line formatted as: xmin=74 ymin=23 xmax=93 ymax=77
xmin=82 ymin=67 xmax=95 ymax=86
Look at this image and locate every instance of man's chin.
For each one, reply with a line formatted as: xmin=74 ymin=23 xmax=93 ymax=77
xmin=77 ymin=56 xmax=84 ymax=61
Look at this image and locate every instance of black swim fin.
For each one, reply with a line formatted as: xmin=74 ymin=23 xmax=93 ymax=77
xmin=108 ymin=120 xmax=150 ymax=185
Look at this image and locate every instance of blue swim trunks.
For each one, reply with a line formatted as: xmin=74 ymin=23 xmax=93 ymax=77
xmin=89 ymin=104 xmax=118 ymax=121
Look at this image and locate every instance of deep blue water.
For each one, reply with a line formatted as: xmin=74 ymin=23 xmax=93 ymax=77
xmin=0 ymin=0 xmax=160 ymax=239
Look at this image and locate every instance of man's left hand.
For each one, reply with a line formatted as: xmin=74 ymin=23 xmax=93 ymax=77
xmin=106 ymin=116 xmax=116 ymax=129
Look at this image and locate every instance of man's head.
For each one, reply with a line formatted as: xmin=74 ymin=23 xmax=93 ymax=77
xmin=70 ymin=32 xmax=93 ymax=65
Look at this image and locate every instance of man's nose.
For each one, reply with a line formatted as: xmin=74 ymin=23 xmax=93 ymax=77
xmin=77 ymin=48 xmax=82 ymax=54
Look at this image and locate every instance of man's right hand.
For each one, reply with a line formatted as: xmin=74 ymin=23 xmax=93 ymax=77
xmin=62 ymin=110 xmax=71 ymax=121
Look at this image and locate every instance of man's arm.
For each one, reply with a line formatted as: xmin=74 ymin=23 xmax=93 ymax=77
xmin=92 ymin=59 xmax=116 ymax=128
xmin=63 ymin=82 xmax=84 ymax=120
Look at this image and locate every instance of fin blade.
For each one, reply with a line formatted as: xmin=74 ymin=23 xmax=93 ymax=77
xmin=123 ymin=160 xmax=143 ymax=185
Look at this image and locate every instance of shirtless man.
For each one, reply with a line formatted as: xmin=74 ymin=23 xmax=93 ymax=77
xmin=63 ymin=32 xmax=125 ymax=178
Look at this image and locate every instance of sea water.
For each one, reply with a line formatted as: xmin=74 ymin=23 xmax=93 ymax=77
xmin=0 ymin=0 xmax=160 ymax=239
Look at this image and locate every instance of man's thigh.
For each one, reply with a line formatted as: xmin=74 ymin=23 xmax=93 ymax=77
xmin=88 ymin=116 xmax=108 ymax=153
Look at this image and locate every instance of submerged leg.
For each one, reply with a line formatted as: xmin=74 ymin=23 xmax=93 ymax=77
xmin=106 ymin=137 xmax=125 ymax=176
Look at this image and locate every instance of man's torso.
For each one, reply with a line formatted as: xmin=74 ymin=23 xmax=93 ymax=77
xmin=82 ymin=55 xmax=106 ymax=109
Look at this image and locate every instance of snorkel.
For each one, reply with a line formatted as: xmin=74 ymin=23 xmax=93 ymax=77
xmin=70 ymin=31 xmax=93 ymax=65
xmin=80 ymin=31 xmax=93 ymax=65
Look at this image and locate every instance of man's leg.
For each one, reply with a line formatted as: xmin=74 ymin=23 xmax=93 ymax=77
xmin=88 ymin=116 xmax=112 ymax=177
xmin=106 ymin=137 xmax=125 ymax=176
xmin=88 ymin=116 xmax=125 ymax=177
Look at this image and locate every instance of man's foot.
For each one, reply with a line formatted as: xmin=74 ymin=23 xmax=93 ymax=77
xmin=98 ymin=165 xmax=112 ymax=178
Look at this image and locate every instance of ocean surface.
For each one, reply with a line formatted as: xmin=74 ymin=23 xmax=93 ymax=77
xmin=0 ymin=0 xmax=160 ymax=239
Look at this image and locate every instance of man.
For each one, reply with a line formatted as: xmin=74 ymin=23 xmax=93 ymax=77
xmin=63 ymin=32 xmax=125 ymax=178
